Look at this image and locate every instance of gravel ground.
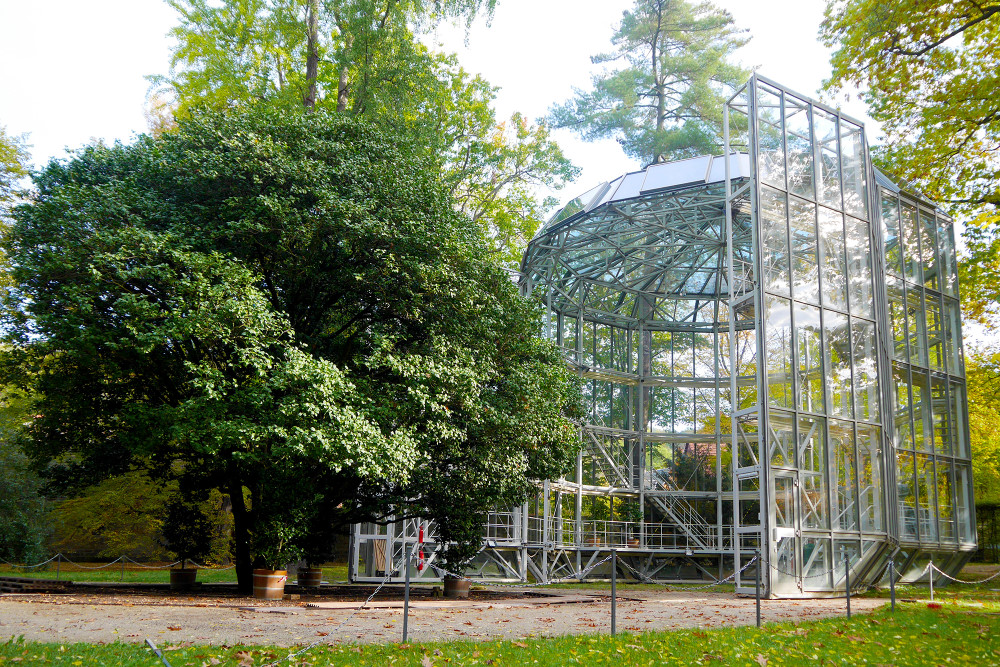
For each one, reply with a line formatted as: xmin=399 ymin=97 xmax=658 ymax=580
xmin=0 ymin=587 xmax=883 ymax=647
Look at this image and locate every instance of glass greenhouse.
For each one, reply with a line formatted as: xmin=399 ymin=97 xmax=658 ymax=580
xmin=350 ymin=75 xmax=975 ymax=597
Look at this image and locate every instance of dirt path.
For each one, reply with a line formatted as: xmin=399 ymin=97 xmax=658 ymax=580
xmin=0 ymin=589 xmax=882 ymax=647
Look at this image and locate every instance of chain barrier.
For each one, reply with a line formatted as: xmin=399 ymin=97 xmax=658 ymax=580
xmin=426 ymin=554 xmax=614 ymax=588
xmin=0 ymin=554 xmax=237 ymax=573
xmin=928 ymin=562 xmax=1000 ymax=585
xmin=629 ymin=554 xmax=759 ymax=591
xmin=261 ymin=561 xmax=405 ymax=667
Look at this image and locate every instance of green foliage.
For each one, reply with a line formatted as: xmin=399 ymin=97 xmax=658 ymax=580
xmin=163 ymin=489 xmax=226 ymax=566
xmin=4 ymin=107 xmax=580 ymax=580
xmin=966 ymin=348 xmax=1000 ymax=505
xmin=50 ymin=471 xmax=174 ymax=560
xmin=549 ymin=0 xmax=749 ymax=166
xmin=821 ymin=1 xmax=1000 ymax=321
xmin=152 ymin=0 xmax=572 ymax=264
xmin=0 ymin=125 xmax=30 ymax=208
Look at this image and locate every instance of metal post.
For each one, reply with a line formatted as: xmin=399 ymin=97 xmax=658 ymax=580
xmin=889 ymin=560 xmax=896 ymax=613
xmin=402 ymin=546 xmax=412 ymax=643
xmin=611 ymin=549 xmax=617 ymax=636
xmin=55 ymin=554 xmax=60 ymax=582
xmin=120 ymin=556 xmax=125 ymax=582
xmin=929 ymin=559 xmax=934 ymax=602
xmin=845 ymin=552 xmax=851 ymax=619
xmin=755 ymin=549 xmax=761 ymax=628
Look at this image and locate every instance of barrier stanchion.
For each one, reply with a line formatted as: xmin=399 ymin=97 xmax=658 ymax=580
xmin=610 ymin=549 xmax=617 ymax=636
xmin=889 ymin=560 xmax=896 ymax=612
xmin=929 ymin=559 xmax=934 ymax=602
xmin=55 ymin=554 xmax=60 ymax=582
xmin=755 ymin=549 xmax=761 ymax=628
xmin=845 ymin=553 xmax=851 ymax=619
xmin=402 ymin=547 xmax=412 ymax=643
xmin=120 ymin=556 xmax=125 ymax=582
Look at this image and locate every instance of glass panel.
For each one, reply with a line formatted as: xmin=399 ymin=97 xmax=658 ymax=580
xmin=931 ymin=376 xmax=951 ymax=456
xmin=582 ymin=319 xmax=595 ymax=367
xmin=937 ymin=214 xmax=958 ymax=296
xmin=823 ymin=309 xmax=853 ymax=419
xmin=851 ymin=318 xmax=879 ymax=423
xmin=760 ymin=186 xmax=790 ymax=295
xmin=893 ymin=366 xmax=915 ymax=450
xmin=943 ymin=298 xmax=962 ymax=376
xmin=799 ymin=415 xmax=827 ymax=529
xmin=880 ymin=192 xmax=902 ymax=277
xmin=955 ymin=464 xmax=973 ymax=543
xmin=936 ymin=459 xmax=955 ymax=543
xmin=950 ymin=381 xmax=969 ymax=458
xmin=915 ymin=453 xmax=938 ymax=542
xmin=785 ymin=93 xmax=814 ymax=199
xmin=857 ymin=424 xmax=883 ymax=532
xmin=830 ymin=419 xmax=858 ymax=531
xmin=794 ymin=302 xmax=825 ymax=413
xmin=562 ymin=314 xmax=579 ymax=361
xmin=919 ymin=208 xmax=938 ymax=291
xmin=769 ymin=409 xmax=795 ymax=468
xmin=802 ymin=537 xmax=832 ymax=590
xmin=757 ymin=83 xmax=785 ymax=189
xmin=789 ymin=195 xmax=820 ymax=303
xmin=906 ymin=287 xmax=928 ymax=367
xmin=911 ymin=370 xmax=933 ymax=452
xmin=900 ymin=200 xmax=921 ymax=284
xmin=814 ymin=110 xmax=841 ymax=210
xmin=775 ymin=474 xmax=795 ymax=527
xmin=926 ymin=293 xmax=944 ymax=372
xmin=818 ymin=206 xmax=848 ymax=310
xmin=765 ymin=296 xmax=794 ymax=409
xmin=887 ymin=277 xmax=908 ymax=360
xmin=840 ymin=120 xmax=868 ymax=219
xmin=845 ymin=217 xmax=874 ymax=318
xmin=897 ymin=450 xmax=917 ymax=540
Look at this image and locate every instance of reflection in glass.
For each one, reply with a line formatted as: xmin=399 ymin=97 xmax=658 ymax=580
xmin=802 ymin=537 xmax=831 ymax=589
xmin=798 ymin=415 xmax=827 ymax=529
xmin=775 ymin=475 xmax=795 ymax=527
xmin=845 ymin=217 xmax=874 ymax=318
xmin=937 ymin=214 xmax=958 ymax=296
xmin=819 ymin=206 xmax=848 ymax=310
xmin=830 ymin=419 xmax=858 ymax=530
xmin=887 ymin=277 xmax=908 ymax=360
xmin=795 ymin=302 xmax=825 ymax=413
xmin=915 ymin=453 xmax=937 ymax=541
xmin=757 ymin=83 xmax=785 ymax=189
xmin=823 ymin=309 xmax=852 ymax=419
xmin=950 ymin=381 xmax=969 ymax=458
xmin=893 ymin=366 xmax=914 ymax=450
xmin=911 ymin=370 xmax=933 ymax=452
xmin=906 ymin=287 xmax=928 ymax=367
xmin=765 ymin=296 xmax=794 ymax=409
xmin=785 ymin=94 xmax=814 ymax=199
xmin=943 ymin=299 xmax=962 ymax=376
xmin=897 ymin=450 xmax=917 ymax=540
xmin=919 ymin=209 xmax=938 ymax=291
xmin=769 ymin=409 xmax=795 ymax=467
xmin=900 ymin=201 xmax=921 ymax=284
xmin=815 ymin=110 xmax=841 ymax=210
xmin=840 ymin=120 xmax=868 ymax=219
xmin=789 ymin=196 xmax=820 ymax=303
xmin=880 ymin=193 xmax=902 ymax=276
xmin=937 ymin=459 xmax=955 ymax=543
xmin=760 ymin=186 xmax=790 ymax=295
xmin=931 ymin=376 xmax=950 ymax=456
xmin=851 ymin=318 xmax=879 ymax=423
xmin=857 ymin=424 xmax=883 ymax=532
xmin=955 ymin=465 xmax=973 ymax=543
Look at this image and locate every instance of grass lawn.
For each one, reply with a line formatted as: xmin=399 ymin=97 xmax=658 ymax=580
xmin=1 ymin=602 xmax=997 ymax=666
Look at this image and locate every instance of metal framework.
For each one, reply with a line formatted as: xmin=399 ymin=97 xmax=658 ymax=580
xmin=349 ymin=76 xmax=976 ymax=597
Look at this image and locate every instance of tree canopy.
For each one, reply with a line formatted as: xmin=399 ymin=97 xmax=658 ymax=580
xmin=548 ymin=0 xmax=749 ymax=167
xmin=821 ymin=0 xmax=1000 ymax=321
xmin=0 ymin=125 xmax=30 ymax=209
xmin=151 ymin=0 xmax=574 ymax=264
xmin=2 ymin=107 xmax=581 ymax=587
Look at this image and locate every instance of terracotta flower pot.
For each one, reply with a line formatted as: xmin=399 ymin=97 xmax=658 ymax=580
xmin=297 ymin=566 xmax=323 ymax=588
xmin=443 ymin=575 xmax=470 ymax=599
xmin=169 ymin=567 xmax=198 ymax=590
xmin=252 ymin=569 xmax=288 ymax=600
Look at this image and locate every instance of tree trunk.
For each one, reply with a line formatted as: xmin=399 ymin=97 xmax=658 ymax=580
xmin=227 ymin=462 xmax=253 ymax=595
xmin=303 ymin=0 xmax=320 ymax=110
xmin=337 ymin=34 xmax=353 ymax=113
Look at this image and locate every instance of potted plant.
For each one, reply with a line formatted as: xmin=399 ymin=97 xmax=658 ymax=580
xmin=249 ymin=519 xmax=301 ymax=600
xmin=163 ymin=493 xmax=215 ymax=590
xmin=296 ymin=522 xmax=340 ymax=589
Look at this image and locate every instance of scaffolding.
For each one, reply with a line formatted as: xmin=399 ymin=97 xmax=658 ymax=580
xmin=350 ymin=75 xmax=976 ymax=597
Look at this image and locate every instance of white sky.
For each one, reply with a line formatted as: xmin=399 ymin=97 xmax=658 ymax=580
xmin=0 ymin=0 xmax=870 ymax=190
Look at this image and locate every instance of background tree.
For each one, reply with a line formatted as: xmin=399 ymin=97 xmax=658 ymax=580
xmin=821 ymin=1 xmax=1000 ymax=322
xmin=548 ymin=0 xmax=749 ymax=167
xmin=0 ymin=383 xmax=49 ymax=564
xmin=150 ymin=0 xmax=572 ymax=264
xmin=0 ymin=125 xmax=30 ymax=209
xmin=3 ymin=107 xmax=580 ymax=590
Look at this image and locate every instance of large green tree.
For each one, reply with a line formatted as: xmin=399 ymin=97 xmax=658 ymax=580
xmin=821 ymin=1 xmax=1000 ymax=321
xmin=548 ymin=0 xmax=749 ymax=166
xmin=151 ymin=0 xmax=575 ymax=264
xmin=0 ymin=125 xmax=30 ymax=209
xmin=3 ymin=108 xmax=580 ymax=590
